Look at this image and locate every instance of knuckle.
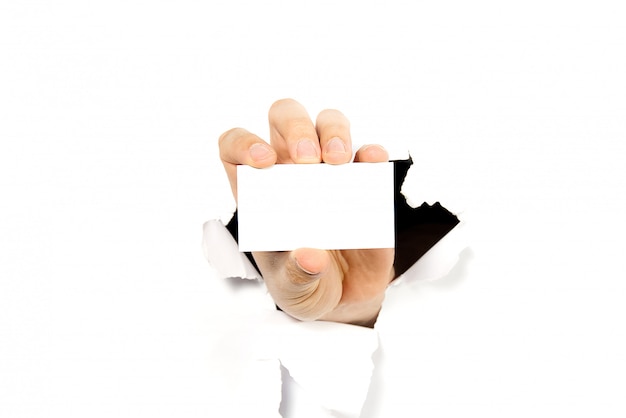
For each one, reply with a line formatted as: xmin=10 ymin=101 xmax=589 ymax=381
xmin=284 ymin=119 xmax=316 ymax=140
xmin=317 ymin=109 xmax=350 ymax=129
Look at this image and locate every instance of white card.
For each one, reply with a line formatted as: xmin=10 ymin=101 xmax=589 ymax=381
xmin=237 ymin=162 xmax=395 ymax=252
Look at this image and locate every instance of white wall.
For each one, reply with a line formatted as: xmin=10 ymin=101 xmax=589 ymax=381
xmin=1 ymin=1 xmax=625 ymax=417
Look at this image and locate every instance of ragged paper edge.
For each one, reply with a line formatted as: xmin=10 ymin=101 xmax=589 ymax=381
xmin=202 ymin=221 xmax=380 ymax=417
xmin=202 ymin=153 xmax=469 ymax=417
xmin=393 ymin=151 xmax=470 ymax=284
xmin=234 ymin=358 xmax=283 ymax=418
xmin=202 ymin=217 xmax=468 ymax=417
xmin=257 ymin=311 xmax=379 ymax=418
xmin=390 ymin=216 xmax=469 ymax=287
xmin=202 ymin=219 xmax=262 ymax=280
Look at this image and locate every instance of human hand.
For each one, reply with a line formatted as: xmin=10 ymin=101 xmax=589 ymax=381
xmin=218 ymin=99 xmax=394 ymax=327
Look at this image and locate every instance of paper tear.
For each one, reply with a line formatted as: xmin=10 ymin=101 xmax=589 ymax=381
xmin=202 ymin=156 xmax=469 ymax=417
xmin=202 ymin=219 xmax=468 ymax=417
xmin=391 ymin=218 xmax=469 ymax=286
xmin=264 ymin=311 xmax=378 ymax=417
xmin=280 ymin=364 xmax=335 ymax=418
xmin=237 ymin=358 xmax=283 ymax=417
xmin=202 ymin=219 xmax=262 ymax=280
xmin=400 ymin=154 xmax=467 ymax=216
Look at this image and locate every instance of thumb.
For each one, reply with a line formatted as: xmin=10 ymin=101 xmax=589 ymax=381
xmin=287 ymin=248 xmax=330 ymax=284
xmin=276 ymin=248 xmax=341 ymax=321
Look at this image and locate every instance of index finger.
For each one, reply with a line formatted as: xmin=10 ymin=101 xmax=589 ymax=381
xmin=218 ymin=127 xmax=277 ymax=201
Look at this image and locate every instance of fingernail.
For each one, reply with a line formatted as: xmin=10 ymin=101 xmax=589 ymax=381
xmin=296 ymin=139 xmax=319 ymax=160
xmin=325 ymin=137 xmax=347 ymax=154
xmin=361 ymin=144 xmax=387 ymax=153
xmin=250 ymin=143 xmax=272 ymax=162
xmin=295 ymin=257 xmax=319 ymax=275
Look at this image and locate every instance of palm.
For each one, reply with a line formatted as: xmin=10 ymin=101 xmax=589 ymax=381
xmin=330 ymin=248 xmax=394 ymax=304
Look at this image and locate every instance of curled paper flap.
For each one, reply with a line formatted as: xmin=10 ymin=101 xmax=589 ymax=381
xmin=254 ymin=311 xmax=379 ymax=418
xmin=202 ymin=223 xmax=380 ymax=416
xmin=202 ymin=219 xmax=262 ymax=280
xmin=203 ymin=220 xmax=468 ymax=417
xmin=202 ymin=153 xmax=468 ymax=416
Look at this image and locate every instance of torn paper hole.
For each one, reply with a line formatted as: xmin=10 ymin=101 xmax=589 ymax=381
xmin=202 ymin=219 xmax=262 ymax=281
xmin=391 ymin=218 xmax=469 ymax=287
xmin=201 ymin=217 xmax=468 ymax=417
xmin=202 ymin=159 xmax=468 ymax=417
xmin=263 ymin=311 xmax=379 ymax=418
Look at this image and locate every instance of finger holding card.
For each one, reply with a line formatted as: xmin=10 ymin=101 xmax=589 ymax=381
xmin=218 ymin=99 xmax=395 ymax=326
xmin=218 ymin=127 xmax=277 ymax=201
xmin=315 ymin=108 xmax=353 ymax=164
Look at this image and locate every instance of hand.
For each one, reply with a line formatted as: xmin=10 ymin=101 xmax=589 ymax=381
xmin=218 ymin=99 xmax=394 ymax=327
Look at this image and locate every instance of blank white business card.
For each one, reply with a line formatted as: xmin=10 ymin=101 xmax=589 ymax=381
xmin=237 ymin=162 xmax=394 ymax=252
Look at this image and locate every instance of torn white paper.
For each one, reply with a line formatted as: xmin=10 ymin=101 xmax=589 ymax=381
xmin=234 ymin=358 xmax=283 ymax=417
xmin=392 ymin=218 xmax=469 ymax=286
xmin=237 ymin=162 xmax=394 ymax=252
xmin=202 ymin=219 xmax=262 ymax=280
xmin=253 ymin=310 xmax=379 ymax=418
xmin=201 ymin=215 xmax=468 ymax=417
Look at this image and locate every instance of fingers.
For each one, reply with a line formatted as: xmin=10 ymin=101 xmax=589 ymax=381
xmin=268 ymin=99 xmax=321 ymax=163
xmin=268 ymin=99 xmax=354 ymax=164
xmin=354 ymin=144 xmax=389 ymax=163
xmin=218 ymin=128 xmax=277 ymax=200
xmin=316 ymin=109 xmax=352 ymax=164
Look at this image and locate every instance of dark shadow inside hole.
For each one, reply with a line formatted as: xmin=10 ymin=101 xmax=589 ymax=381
xmin=226 ymin=158 xmax=461 ymax=283
xmin=224 ymin=158 xmax=462 ymax=328
xmin=392 ymin=158 xmax=460 ymax=280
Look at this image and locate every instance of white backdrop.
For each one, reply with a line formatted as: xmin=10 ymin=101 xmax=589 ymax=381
xmin=1 ymin=1 xmax=625 ymax=417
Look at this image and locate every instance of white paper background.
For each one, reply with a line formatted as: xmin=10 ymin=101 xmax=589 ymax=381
xmin=1 ymin=1 xmax=625 ymax=417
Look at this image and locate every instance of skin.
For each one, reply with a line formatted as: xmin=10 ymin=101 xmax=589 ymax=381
xmin=219 ymin=98 xmax=394 ymax=327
